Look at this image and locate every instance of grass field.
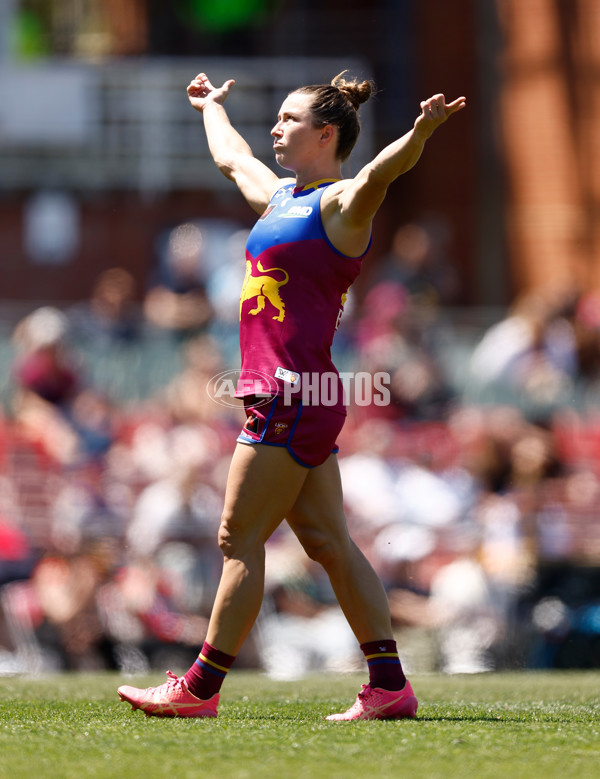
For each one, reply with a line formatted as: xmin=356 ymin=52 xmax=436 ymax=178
xmin=0 ymin=670 xmax=599 ymax=779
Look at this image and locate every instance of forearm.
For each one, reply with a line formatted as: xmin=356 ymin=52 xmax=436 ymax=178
xmin=336 ymin=93 xmax=465 ymax=227
xmin=367 ymin=126 xmax=429 ymax=187
xmin=368 ymin=93 xmax=466 ymax=186
xmin=201 ymin=102 xmax=254 ymax=179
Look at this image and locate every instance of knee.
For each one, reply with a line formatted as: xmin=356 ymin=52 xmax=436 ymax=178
xmin=217 ymin=519 xmax=233 ymax=557
xmin=217 ymin=512 xmax=241 ymax=558
xmin=217 ymin=510 xmax=261 ymax=560
xmin=296 ymin=527 xmax=350 ymax=570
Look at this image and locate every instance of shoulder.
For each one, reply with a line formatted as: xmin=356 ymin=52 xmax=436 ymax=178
xmin=319 ymin=179 xmax=373 ymax=257
xmin=320 ymin=177 xmax=371 ymax=222
xmin=319 ymin=179 xmax=351 ymax=205
xmin=318 ymin=179 xmax=355 ymax=220
xmin=271 ymin=177 xmax=296 ymax=198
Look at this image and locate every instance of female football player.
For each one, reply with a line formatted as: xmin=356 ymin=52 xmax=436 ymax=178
xmin=118 ymin=69 xmax=465 ymax=720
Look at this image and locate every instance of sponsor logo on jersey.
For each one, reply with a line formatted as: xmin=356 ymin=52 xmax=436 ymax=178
xmin=259 ymin=205 xmax=277 ymax=220
xmin=281 ymin=205 xmax=313 ymax=218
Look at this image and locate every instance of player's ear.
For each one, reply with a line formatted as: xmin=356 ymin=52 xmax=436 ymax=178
xmin=319 ymin=124 xmax=335 ymax=147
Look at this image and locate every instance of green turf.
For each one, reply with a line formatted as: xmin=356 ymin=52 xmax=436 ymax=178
xmin=0 ymin=671 xmax=599 ymax=778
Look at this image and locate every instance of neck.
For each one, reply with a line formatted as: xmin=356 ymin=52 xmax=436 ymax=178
xmin=294 ymin=163 xmax=342 ymax=191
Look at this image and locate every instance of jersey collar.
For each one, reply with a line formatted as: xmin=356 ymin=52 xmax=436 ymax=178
xmin=293 ymin=178 xmax=340 ymax=195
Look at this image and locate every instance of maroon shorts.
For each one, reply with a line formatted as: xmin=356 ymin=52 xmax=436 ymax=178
xmin=237 ymin=395 xmax=345 ymax=467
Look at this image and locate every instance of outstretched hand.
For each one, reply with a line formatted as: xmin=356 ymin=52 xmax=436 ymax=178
xmin=187 ymin=73 xmax=236 ymax=113
xmin=414 ymin=94 xmax=466 ymax=138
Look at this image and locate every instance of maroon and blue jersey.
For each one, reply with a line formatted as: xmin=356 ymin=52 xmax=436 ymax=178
xmin=237 ymin=179 xmax=369 ymax=409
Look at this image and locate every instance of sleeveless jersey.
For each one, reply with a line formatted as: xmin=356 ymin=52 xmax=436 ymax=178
xmin=237 ymin=180 xmax=369 ymax=409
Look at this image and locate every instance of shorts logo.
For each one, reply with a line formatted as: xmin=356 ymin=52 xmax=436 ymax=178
xmin=245 ymin=414 xmax=260 ymax=434
xmin=273 ymin=422 xmax=288 ymax=435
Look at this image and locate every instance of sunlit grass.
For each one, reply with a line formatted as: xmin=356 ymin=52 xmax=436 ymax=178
xmin=1 ymin=671 xmax=599 ymax=778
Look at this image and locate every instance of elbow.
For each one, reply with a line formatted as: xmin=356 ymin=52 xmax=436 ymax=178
xmin=358 ymin=165 xmax=392 ymax=198
xmin=213 ymin=157 xmax=236 ymax=181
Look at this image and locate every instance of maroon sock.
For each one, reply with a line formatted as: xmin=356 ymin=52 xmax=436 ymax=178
xmin=360 ymin=639 xmax=407 ymax=691
xmin=183 ymin=641 xmax=236 ymax=700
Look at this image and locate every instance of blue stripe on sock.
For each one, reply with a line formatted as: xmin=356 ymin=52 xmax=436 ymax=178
xmin=367 ymin=658 xmax=401 ymax=666
xmin=195 ymin=658 xmax=227 ymax=678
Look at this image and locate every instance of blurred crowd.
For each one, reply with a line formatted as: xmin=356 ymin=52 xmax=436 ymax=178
xmin=2 ymin=218 xmax=600 ymax=678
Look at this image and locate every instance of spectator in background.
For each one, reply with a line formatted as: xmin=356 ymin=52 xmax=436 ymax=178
xmin=28 ymin=538 xmax=119 ymax=671
xmin=467 ymin=284 xmax=579 ymax=416
xmin=160 ymin=333 xmax=237 ymax=427
xmin=573 ymin=291 xmax=600 ymax=386
xmin=0 ymin=513 xmax=33 ymax=586
xmin=50 ymin=461 xmax=129 ymax=556
xmin=144 ymin=222 xmax=213 ymax=341
xmin=387 ymin=523 xmax=503 ymax=675
xmin=12 ymin=307 xmax=79 ymax=409
xmin=125 ymin=438 xmax=221 ymax=560
xmin=259 ymin=531 xmax=363 ymax=680
xmin=97 ymin=551 xmax=211 ymax=674
xmin=372 ymin=218 xmax=460 ymax=309
xmin=350 ymin=281 xmax=452 ymax=422
xmin=68 ymin=268 xmax=141 ymax=349
xmin=10 ymin=306 xmax=122 ymax=466
xmin=10 ymin=307 xmax=82 ymax=465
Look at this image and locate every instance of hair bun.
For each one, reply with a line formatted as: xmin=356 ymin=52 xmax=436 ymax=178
xmin=331 ymin=71 xmax=375 ymax=109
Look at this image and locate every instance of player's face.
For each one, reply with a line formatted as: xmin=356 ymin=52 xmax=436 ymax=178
xmin=271 ymin=92 xmax=324 ymax=171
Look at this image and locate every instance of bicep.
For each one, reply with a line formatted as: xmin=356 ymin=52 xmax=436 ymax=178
xmin=338 ymin=130 xmax=425 ymax=226
xmin=336 ymin=167 xmax=389 ymax=228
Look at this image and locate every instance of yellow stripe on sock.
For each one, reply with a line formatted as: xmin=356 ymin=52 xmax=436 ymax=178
xmin=365 ymin=652 xmax=399 ymax=660
xmin=198 ymin=653 xmax=229 ymax=673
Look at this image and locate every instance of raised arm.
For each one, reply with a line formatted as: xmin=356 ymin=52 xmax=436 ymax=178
xmin=187 ymin=73 xmax=282 ymax=214
xmin=333 ymin=94 xmax=467 ymax=229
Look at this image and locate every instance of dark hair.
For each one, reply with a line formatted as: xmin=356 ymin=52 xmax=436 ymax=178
xmin=294 ymin=71 xmax=375 ymax=162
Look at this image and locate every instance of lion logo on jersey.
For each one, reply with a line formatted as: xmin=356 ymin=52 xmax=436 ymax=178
xmin=240 ymin=259 xmax=289 ymax=322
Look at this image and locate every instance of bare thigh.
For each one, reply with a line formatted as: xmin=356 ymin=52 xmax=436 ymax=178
xmin=286 ymin=454 xmax=351 ymax=559
xmin=219 ymin=442 xmax=311 ymax=555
